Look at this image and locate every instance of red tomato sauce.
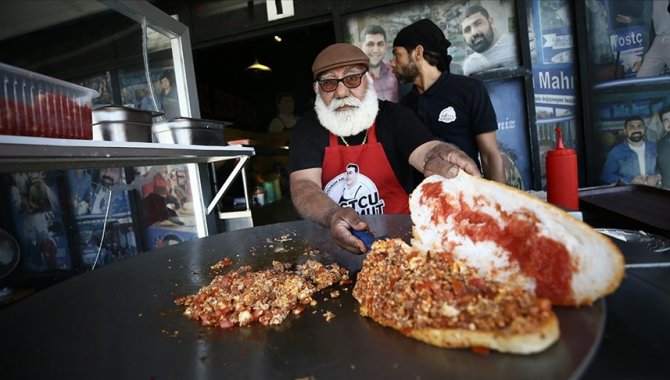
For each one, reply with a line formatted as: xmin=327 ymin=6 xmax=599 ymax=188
xmin=419 ymin=182 xmax=574 ymax=304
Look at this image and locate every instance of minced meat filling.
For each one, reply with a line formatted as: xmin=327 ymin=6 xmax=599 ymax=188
xmin=353 ymin=240 xmax=553 ymax=334
xmin=175 ymin=260 xmax=349 ymax=329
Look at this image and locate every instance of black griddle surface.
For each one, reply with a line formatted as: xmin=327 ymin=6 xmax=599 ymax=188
xmin=0 ymin=215 xmax=604 ymax=380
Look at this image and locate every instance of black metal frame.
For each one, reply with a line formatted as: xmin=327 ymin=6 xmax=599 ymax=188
xmin=573 ymin=0 xmax=598 ymax=187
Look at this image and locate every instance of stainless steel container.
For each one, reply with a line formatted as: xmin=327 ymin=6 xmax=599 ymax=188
xmin=152 ymin=117 xmax=230 ymax=145
xmin=92 ymin=106 xmax=162 ymax=142
xmin=92 ymin=105 xmax=162 ymax=124
xmin=92 ymin=121 xmax=153 ymax=142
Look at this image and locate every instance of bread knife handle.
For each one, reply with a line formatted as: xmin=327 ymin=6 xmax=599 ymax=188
xmin=351 ymin=229 xmax=388 ymax=250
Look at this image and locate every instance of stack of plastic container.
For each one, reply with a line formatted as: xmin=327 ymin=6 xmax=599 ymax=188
xmin=0 ymin=62 xmax=99 ymax=139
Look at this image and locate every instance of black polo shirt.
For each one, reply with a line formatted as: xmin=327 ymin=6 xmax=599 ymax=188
xmin=288 ymin=100 xmax=435 ymax=194
xmin=400 ymin=72 xmax=498 ymax=167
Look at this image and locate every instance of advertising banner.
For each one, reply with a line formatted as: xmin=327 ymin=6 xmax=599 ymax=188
xmin=67 ymin=168 xmax=136 ymax=269
xmin=484 ymin=78 xmax=532 ymax=189
xmin=7 ymin=171 xmax=72 ymax=273
xmin=529 ymin=0 xmax=576 ymax=119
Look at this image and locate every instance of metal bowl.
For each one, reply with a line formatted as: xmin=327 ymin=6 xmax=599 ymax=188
xmin=152 ymin=117 xmax=231 ymax=146
xmin=92 ymin=121 xmax=153 ymax=142
xmin=93 ymin=105 xmax=162 ymax=124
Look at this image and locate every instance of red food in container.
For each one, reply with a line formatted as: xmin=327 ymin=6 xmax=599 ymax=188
xmin=0 ymin=62 xmax=99 ymax=139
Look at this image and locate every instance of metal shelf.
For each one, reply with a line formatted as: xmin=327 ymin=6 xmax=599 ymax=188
xmin=0 ymin=135 xmax=255 ymax=172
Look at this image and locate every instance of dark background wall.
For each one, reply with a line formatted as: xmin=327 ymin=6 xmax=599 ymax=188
xmin=193 ymin=22 xmax=335 ymax=131
xmin=0 ymin=0 xmax=402 ymax=132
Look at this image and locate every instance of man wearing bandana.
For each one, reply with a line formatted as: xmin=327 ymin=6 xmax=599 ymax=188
xmin=391 ymin=19 xmax=505 ymax=184
xmin=288 ymin=43 xmax=479 ymax=254
xmin=601 ymin=116 xmax=661 ymax=186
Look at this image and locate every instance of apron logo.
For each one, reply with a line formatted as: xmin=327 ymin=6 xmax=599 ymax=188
xmin=323 ymin=163 xmax=385 ymax=215
xmin=438 ymin=106 xmax=457 ymax=123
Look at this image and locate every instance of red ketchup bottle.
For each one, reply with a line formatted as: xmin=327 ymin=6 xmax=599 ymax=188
xmin=546 ymin=127 xmax=579 ymax=210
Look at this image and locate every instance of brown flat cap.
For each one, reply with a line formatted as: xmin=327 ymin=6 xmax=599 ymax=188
xmin=312 ymin=43 xmax=369 ymax=80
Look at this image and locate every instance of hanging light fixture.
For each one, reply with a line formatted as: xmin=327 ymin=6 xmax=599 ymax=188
xmin=246 ymin=58 xmax=272 ymax=72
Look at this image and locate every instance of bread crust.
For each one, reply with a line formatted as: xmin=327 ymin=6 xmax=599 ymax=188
xmin=409 ymin=314 xmax=559 ymax=354
xmin=359 ymin=304 xmax=559 ymax=355
xmin=409 ymin=173 xmax=625 ymax=306
xmin=353 ymin=239 xmax=560 ymax=355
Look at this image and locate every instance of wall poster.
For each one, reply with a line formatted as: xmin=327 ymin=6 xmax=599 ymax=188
xmin=66 ymin=168 xmax=137 ymax=269
xmin=586 ymin=0 xmax=670 ymax=82
xmin=133 ymin=164 xmax=198 ymax=250
xmin=590 ymin=88 xmax=669 ymax=188
xmin=75 ymin=71 xmax=113 ymax=107
xmin=118 ymin=63 xmax=175 ymax=117
xmin=342 ymin=0 xmax=532 ymax=188
xmin=527 ymin=0 xmax=579 ymax=189
xmin=484 ymin=78 xmax=532 ymax=189
xmin=585 ymin=0 xmax=670 ymax=188
xmin=343 ymin=0 xmax=520 ymax=97
xmin=5 ymin=171 xmax=72 ymax=273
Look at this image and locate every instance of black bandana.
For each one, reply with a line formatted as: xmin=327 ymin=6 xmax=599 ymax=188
xmin=394 ymin=19 xmax=452 ymax=66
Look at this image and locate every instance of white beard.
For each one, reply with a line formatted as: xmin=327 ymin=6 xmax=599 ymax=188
xmin=314 ymin=74 xmax=379 ymax=137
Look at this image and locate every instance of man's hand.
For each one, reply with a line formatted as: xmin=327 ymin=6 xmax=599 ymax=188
xmin=326 ymin=206 xmax=369 ymax=254
xmin=420 ymin=142 xmax=480 ymax=178
xmin=646 ymin=175 xmax=661 ymax=187
xmin=290 ymin=171 xmax=369 ymax=254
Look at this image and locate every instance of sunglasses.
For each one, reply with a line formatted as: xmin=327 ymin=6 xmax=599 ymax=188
xmin=317 ymin=70 xmax=367 ymax=92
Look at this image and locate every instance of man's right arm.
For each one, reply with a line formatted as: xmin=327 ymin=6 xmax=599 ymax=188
xmin=290 ymin=169 xmax=368 ymax=253
xmin=410 ymin=141 xmax=481 ymax=178
xmin=290 ymin=168 xmax=337 ymax=226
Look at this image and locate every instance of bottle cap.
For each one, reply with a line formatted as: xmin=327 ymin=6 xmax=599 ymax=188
xmin=547 ymin=127 xmax=575 ymax=157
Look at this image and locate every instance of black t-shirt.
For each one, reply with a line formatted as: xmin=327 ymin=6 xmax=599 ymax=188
xmin=400 ymin=72 xmax=498 ymax=167
xmin=288 ymin=100 xmax=435 ymax=193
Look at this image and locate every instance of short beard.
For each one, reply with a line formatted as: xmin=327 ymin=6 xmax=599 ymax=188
xmin=470 ymin=28 xmax=495 ymax=53
xmin=397 ymin=59 xmax=420 ymax=84
xmin=314 ymin=74 xmax=379 ymax=137
xmin=628 ymin=132 xmax=644 ymax=143
xmin=101 ymin=176 xmax=115 ymax=188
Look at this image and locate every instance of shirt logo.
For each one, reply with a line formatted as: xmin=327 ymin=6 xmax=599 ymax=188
xmin=323 ymin=163 xmax=385 ymax=215
xmin=438 ymin=106 xmax=457 ymax=123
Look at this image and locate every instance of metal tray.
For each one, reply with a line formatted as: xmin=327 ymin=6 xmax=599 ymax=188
xmin=579 ymin=185 xmax=670 ymax=233
xmin=92 ymin=105 xmax=162 ymax=124
xmin=0 ymin=215 xmax=605 ymax=380
xmin=596 ymin=228 xmax=670 ymax=253
xmin=152 ymin=117 xmax=231 ymax=145
xmin=92 ymin=121 xmax=153 ymax=142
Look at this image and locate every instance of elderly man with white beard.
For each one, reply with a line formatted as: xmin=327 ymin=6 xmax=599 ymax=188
xmin=288 ymin=43 xmax=479 ymax=254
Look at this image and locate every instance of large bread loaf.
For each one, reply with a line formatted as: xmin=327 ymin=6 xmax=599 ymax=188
xmin=409 ymin=173 xmax=625 ymax=306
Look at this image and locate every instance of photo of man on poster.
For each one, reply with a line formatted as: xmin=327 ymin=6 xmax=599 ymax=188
xmin=460 ymin=3 xmax=519 ymax=76
xmin=358 ymin=24 xmax=399 ymax=102
xmin=79 ymin=167 xmax=131 ymax=217
xmin=6 ymin=169 xmax=73 ymax=272
xmin=601 ymin=115 xmax=661 ymax=186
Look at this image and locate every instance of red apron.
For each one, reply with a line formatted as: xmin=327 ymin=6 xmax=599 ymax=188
xmin=321 ymin=124 xmax=410 ymax=214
